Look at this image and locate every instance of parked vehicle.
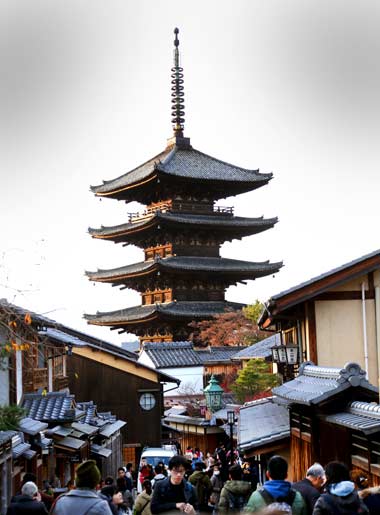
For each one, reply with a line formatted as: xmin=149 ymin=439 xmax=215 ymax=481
xmin=137 ymin=446 xmax=177 ymax=492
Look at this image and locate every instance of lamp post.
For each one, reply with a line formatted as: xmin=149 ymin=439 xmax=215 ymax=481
xmin=227 ymin=410 xmax=235 ymax=464
xmin=204 ymin=375 xmax=224 ymax=413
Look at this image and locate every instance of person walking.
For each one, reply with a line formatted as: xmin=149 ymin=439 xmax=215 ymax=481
xmin=218 ymin=464 xmax=252 ymax=513
xmin=7 ymin=482 xmax=48 ymax=515
xmin=150 ymin=455 xmax=197 ymax=515
xmin=134 ymin=480 xmax=153 ymax=515
xmin=312 ymin=461 xmax=368 ymax=515
xmin=209 ymin=464 xmax=224 ymax=511
xmin=292 ymin=463 xmax=325 ymax=515
xmin=188 ymin=462 xmax=212 ymax=512
xmin=51 ymin=460 xmax=112 ymax=515
xmin=245 ymin=455 xmax=306 ymax=514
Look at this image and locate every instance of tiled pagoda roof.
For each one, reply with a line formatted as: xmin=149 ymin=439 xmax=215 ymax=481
xmin=84 ymin=301 xmax=244 ymax=327
xmin=86 ymin=256 xmax=283 ymax=283
xmin=91 ymin=145 xmax=272 ymax=199
xmin=89 ymin=212 xmax=277 ymax=243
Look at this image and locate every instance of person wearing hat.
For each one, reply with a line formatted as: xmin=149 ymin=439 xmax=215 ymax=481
xmin=51 ymin=460 xmax=112 ymax=515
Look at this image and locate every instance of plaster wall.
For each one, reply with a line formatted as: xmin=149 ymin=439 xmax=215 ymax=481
xmin=315 ymin=297 xmax=377 ymax=384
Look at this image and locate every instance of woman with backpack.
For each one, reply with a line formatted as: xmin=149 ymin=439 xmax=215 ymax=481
xmin=134 ymin=480 xmax=152 ymax=515
xmin=312 ymin=462 xmax=368 ymax=515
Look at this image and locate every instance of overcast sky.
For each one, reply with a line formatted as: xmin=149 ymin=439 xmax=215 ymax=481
xmin=1 ymin=0 xmax=379 ymax=344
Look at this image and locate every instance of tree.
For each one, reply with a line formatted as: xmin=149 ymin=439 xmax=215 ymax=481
xmin=189 ymin=304 xmax=268 ymax=347
xmin=243 ymin=300 xmax=264 ymax=324
xmin=0 ymin=404 xmax=25 ymax=430
xmin=231 ymin=358 xmax=279 ymax=403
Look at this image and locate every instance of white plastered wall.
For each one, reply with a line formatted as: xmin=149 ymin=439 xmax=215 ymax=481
xmin=315 ymin=274 xmax=377 ymax=384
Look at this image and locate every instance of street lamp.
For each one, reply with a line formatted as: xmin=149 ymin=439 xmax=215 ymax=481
xmin=204 ymin=375 xmax=224 ymax=413
xmin=271 ymin=343 xmax=299 ymax=365
xmin=227 ymin=410 xmax=235 ymax=463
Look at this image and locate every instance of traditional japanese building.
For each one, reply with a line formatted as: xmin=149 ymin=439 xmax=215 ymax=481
xmin=85 ymin=29 xmax=282 ymax=344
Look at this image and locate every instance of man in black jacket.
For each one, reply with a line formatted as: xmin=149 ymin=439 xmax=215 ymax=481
xmin=151 ymin=455 xmax=197 ymax=515
xmin=292 ymin=463 xmax=325 ymax=515
xmin=7 ymin=482 xmax=48 ymax=515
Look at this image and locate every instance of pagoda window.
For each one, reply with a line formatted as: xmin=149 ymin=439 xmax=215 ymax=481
xmin=143 ymin=289 xmax=172 ymax=305
xmin=144 ymin=244 xmax=172 ymax=261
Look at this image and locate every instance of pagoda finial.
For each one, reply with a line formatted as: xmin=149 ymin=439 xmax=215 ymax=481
xmin=171 ymin=27 xmax=185 ymax=137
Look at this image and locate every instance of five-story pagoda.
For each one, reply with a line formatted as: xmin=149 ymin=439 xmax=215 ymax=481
xmin=85 ymin=29 xmax=282 ymax=344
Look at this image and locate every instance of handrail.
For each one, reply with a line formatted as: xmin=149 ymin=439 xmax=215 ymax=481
xmin=127 ymin=204 xmax=234 ymax=222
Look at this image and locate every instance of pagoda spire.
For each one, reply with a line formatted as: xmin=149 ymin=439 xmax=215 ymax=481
xmin=171 ymin=28 xmax=185 ymax=137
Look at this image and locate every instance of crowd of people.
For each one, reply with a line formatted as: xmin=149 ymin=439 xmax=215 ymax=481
xmin=6 ymin=445 xmax=380 ymax=515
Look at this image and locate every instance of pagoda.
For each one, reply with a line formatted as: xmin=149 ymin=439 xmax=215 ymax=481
xmin=85 ymin=29 xmax=282 ymax=344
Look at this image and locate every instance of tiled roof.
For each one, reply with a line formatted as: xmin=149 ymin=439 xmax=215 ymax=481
xmin=238 ymin=397 xmax=290 ymax=451
xmin=143 ymin=341 xmax=202 ymax=368
xmin=44 ymin=327 xmax=138 ymax=361
xmin=164 ymin=414 xmax=211 ymax=427
xmin=11 ymin=432 xmax=32 ymax=459
xmin=142 ymin=342 xmax=246 ymax=368
xmin=324 ymin=401 xmax=380 ymax=435
xmin=21 ymin=392 xmax=77 ymax=422
xmin=99 ymin=420 xmax=126 ymax=438
xmin=232 ymin=333 xmax=281 ymax=360
xmin=87 ymin=257 xmax=282 ymax=283
xmin=91 ymin=444 xmax=112 ymax=458
xmin=85 ymin=301 xmax=244 ymax=325
xmin=273 ymin=362 xmax=378 ymax=406
xmin=19 ymin=417 xmax=48 ymax=435
xmin=91 ymin=146 xmax=272 ymax=195
xmin=89 ymin=212 xmax=277 ymax=239
xmin=0 ymin=431 xmax=15 ymax=446
xmin=197 ymin=346 xmax=247 ymax=364
xmin=54 ymin=436 xmax=87 ymax=451
xmin=271 ymin=249 xmax=380 ymax=301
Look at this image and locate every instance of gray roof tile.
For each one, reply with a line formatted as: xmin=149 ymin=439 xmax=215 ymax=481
xmin=89 ymin=212 xmax=277 ymax=239
xmin=232 ymin=333 xmax=281 ymax=360
xmin=85 ymin=301 xmax=244 ymax=325
xmin=270 ymin=249 xmax=380 ymax=302
xmin=19 ymin=417 xmax=48 ymax=435
xmin=91 ymin=146 xmax=272 ymax=195
xmin=273 ymin=362 xmax=378 ymax=405
xmin=143 ymin=341 xmax=202 ymax=368
xmin=197 ymin=346 xmax=247 ymax=363
xmin=87 ymin=257 xmax=282 ymax=282
xmin=143 ymin=342 xmax=247 ymax=368
xmin=238 ymin=397 xmax=290 ymax=451
xmin=324 ymin=401 xmax=380 ymax=434
xmin=21 ymin=392 xmax=76 ymax=422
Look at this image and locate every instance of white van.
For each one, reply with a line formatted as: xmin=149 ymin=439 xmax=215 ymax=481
xmin=137 ymin=446 xmax=177 ymax=492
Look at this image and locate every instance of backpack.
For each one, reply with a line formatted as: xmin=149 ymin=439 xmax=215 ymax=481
xmin=322 ymin=493 xmax=367 ymax=515
xmin=226 ymin=490 xmax=248 ymax=512
xmin=195 ymin=476 xmax=209 ymax=506
xmin=259 ymin=487 xmax=296 ymax=512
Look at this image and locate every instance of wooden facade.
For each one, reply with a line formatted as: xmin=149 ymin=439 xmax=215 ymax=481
xmin=273 ymin=362 xmax=380 ymax=481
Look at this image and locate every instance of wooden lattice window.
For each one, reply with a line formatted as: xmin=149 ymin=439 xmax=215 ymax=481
xmin=351 ymin=432 xmax=369 ymax=471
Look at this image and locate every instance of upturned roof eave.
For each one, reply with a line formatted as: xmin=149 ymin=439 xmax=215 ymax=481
xmin=84 ymin=301 xmax=244 ymax=327
xmin=88 ymin=214 xmax=278 ymax=240
xmin=85 ymin=258 xmax=283 ymax=283
xmin=89 ymin=145 xmax=273 ymax=197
